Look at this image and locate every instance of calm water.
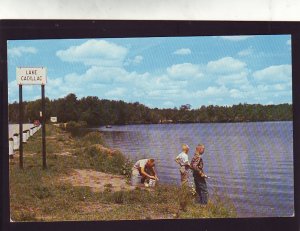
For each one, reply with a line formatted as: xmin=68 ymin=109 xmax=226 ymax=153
xmin=95 ymin=121 xmax=294 ymax=217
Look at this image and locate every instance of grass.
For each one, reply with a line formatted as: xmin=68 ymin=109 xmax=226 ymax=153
xmin=10 ymin=124 xmax=236 ymax=221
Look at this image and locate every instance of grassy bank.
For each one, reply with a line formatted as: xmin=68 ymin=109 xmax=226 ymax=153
xmin=9 ymin=124 xmax=236 ymax=221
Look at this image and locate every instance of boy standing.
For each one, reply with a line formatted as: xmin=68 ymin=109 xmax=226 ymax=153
xmin=190 ymin=144 xmax=209 ymax=205
xmin=175 ymin=144 xmax=190 ymax=186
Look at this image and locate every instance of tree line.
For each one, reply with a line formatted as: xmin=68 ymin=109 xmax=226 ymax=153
xmin=8 ymin=93 xmax=293 ymax=126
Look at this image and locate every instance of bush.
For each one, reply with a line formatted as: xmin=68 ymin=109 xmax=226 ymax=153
xmin=113 ymin=191 xmax=124 ymax=204
xmin=81 ymin=132 xmax=105 ymax=146
xmin=65 ymin=121 xmax=88 ymax=136
xmin=82 ymin=146 xmax=130 ymax=175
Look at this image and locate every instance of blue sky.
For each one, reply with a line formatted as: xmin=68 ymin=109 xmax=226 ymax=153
xmin=7 ymin=35 xmax=292 ymax=109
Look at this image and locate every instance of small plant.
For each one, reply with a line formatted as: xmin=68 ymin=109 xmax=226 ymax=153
xmin=104 ymin=187 xmax=112 ymax=193
xmin=113 ymin=191 xmax=125 ymax=204
xmin=104 ymin=183 xmax=113 ymax=188
xmin=57 ymin=136 xmax=65 ymax=142
xmin=122 ymin=158 xmax=133 ymax=179
xmin=177 ymin=186 xmax=190 ymax=212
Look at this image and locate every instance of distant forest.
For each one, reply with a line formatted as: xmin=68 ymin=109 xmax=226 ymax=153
xmin=8 ymin=93 xmax=293 ymax=126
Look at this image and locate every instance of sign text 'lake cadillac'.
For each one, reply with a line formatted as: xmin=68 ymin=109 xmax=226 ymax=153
xmin=17 ymin=67 xmax=47 ymax=85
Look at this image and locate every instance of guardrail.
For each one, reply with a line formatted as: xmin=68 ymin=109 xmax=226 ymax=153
xmin=8 ymin=124 xmax=42 ymax=158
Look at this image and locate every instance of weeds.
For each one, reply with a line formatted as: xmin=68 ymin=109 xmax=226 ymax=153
xmin=10 ymin=124 xmax=236 ymax=221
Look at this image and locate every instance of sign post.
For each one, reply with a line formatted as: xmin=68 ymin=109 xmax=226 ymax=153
xmin=17 ymin=67 xmax=47 ymax=169
xmin=41 ymin=85 xmax=46 ymax=169
xmin=18 ymin=85 xmax=23 ymax=169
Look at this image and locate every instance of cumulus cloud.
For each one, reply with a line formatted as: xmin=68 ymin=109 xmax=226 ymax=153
xmin=56 ymin=39 xmax=128 ymax=67
xmin=173 ymin=48 xmax=192 ymax=55
xmin=167 ymin=63 xmax=203 ymax=80
xmin=216 ymin=71 xmax=250 ymax=86
xmin=219 ymin=36 xmax=254 ymax=41
xmin=105 ymin=87 xmax=127 ymax=98
xmin=132 ymin=55 xmax=143 ymax=64
xmin=252 ymin=65 xmax=292 ymax=83
xmin=207 ymin=57 xmax=247 ymax=74
xmin=8 ymin=46 xmax=37 ymax=57
xmin=194 ymin=85 xmax=229 ymax=98
xmin=238 ymin=47 xmax=254 ymax=57
xmin=124 ymin=55 xmax=143 ymax=65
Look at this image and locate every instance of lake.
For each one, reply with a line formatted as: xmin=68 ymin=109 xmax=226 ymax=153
xmin=95 ymin=121 xmax=294 ymax=217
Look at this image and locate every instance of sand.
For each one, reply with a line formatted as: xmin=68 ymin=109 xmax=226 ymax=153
xmin=60 ymin=169 xmax=136 ymax=192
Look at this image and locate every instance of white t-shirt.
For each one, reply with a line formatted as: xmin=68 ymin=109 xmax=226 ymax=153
xmin=133 ymin=159 xmax=148 ymax=169
xmin=176 ymin=152 xmax=189 ymax=166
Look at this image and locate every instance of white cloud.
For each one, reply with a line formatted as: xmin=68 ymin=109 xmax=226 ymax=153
xmin=220 ymin=36 xmax=254 ymax=41
xmin=105 ymin=87 xmax=127 ymax=98
xmin=167 ymin=63 xmax=203 ymax=80
xmin=207 ymin=57 xmax=247 ymax=74
xmin=64 ymin=66 xmax=134 ymax=86
xmin=286 ymin=39 xmax=291 ymax=46
xmin=229 ymin=89 xmax=246 ymax=99
xmin=173 ymin=48 xmax=191 ymax=55
xmin=56 ymin=39 xmax=128 ymax=67
xmin=252 ymin=65 xmax=292 ymax=83
xmin=8 ymin=46 xmax=37 ymax=57
xmin=124 ymin=55 xmax=144 ymax=65
xmin=132 ymin=55 xmax=143 ymax=64
xmin=216 ymin=71 xmax=249 ymax=86
xmin=194 ymin=85 xmax=229 ymax=98
xmin=238 ymin=47 xmax=253 ymax=57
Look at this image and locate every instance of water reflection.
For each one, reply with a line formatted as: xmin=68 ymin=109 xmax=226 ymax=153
xmin=96 ymin=122 xmax=294 ymax=217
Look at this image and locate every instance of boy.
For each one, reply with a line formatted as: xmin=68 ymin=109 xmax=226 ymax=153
xmin=175 ymin=144 xmax=190 ymax=186
xmin=190 ymin=144 xmax=209 ymax=205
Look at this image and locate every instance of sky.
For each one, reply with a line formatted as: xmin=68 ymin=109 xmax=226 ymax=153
xmin=7 ymin=35 xmax=292 ymax=109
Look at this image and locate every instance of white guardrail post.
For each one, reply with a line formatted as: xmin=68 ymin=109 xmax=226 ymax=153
xmin=26 ymin=130 xmax=30 ymax=140
xmin=13 ymin=133 xmax=19 ymax=150
xmin=22 ymin=131 xmax=27 ymax=143
xmin=9 ymin=138 xmax=14 ymax=158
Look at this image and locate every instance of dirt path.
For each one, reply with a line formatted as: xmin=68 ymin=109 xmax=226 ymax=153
xmin=60 ymin=169 xmax=136 ymax=192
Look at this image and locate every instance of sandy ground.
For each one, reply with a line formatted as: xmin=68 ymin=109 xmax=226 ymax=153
xmin=60 ymin=169 xmax=136 ymax=192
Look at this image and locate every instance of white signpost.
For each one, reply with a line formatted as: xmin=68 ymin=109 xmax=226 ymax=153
xmin=50 ymin=117 xmax=57 ymax=123
xmin=16 ymin=67 xmax=47 ymax=169
xmin=16 ymin=67 xmax=47 ymax=85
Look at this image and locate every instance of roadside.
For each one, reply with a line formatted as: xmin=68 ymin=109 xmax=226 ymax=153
xmin=9 ymin=124 xmax=236 ymax=221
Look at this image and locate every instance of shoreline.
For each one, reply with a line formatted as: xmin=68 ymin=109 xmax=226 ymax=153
xmin=94 ymin=120 xmax=293 ymax=128
xmin=9 ymin=123 xmax=236 ymax=221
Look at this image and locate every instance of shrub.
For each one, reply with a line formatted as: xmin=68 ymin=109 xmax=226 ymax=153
xmin=65 ymin=121 xmax=88 ymax=136
xmin=81 ymin=132 xmax=105 ymax=146
xmin=80 ymin=145 xmax=132 ymax=175
xmin=113 ymin=191 xmax=124 ymax=204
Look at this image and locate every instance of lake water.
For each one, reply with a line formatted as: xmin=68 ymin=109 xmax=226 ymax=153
xmin=96 ymin=121 xmax=294 ymax=217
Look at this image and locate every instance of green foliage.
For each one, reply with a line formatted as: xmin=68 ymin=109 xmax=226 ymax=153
xmin=112 ymin=191 xmax=125 ymax=204
xmin=8 ymin=94 xmax=293 ymax=125
xmin=10 ymin=124 xmax=236 ymax=221
xmin=80 ymin=131 xmax=105 ymax=146
xmin=78 ymin=145 xmax=128 ymax=175
xmin=65 ymin=121 xmax=88 ymax=136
